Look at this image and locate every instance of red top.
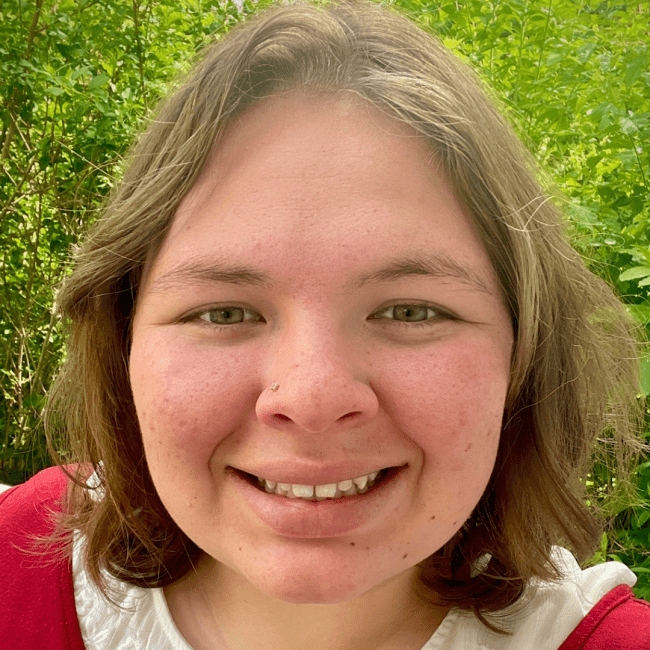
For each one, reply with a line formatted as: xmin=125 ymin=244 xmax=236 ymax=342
xmin=556 ymin=582 xmax=650 ymax=650
xmin=0 ymin=465 xmax=85 ymax=650
xmin=1 ymin=466 xmax=649 ymax=650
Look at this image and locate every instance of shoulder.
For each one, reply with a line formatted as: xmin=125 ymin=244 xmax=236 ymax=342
xmin=558 ymin=583 xmax=650 ymax=649
xmin=514 ymin=547 xmax=647 ymax=649
xmin=0 ymin=465 xmax=79 ymax=558
xmin=0 ymin=464 xmax=96 ymax=534
xmin=0 ymin=465 xmax=70 ymax=521
xmin=0 ymin=465 xmax=87 ymax=650
xmin=450 ymin=547 xmax=645 ymax=650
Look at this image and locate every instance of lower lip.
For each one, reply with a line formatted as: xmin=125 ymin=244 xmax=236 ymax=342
xmin=229 ymin=467 xmax=406 ymax=538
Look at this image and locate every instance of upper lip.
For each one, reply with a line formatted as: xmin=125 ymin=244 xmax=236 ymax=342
xmin=229 ymin=463 xmax=404 ymax=486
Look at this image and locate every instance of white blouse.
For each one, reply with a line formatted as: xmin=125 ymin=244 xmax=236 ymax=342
xmin=72 ymin=532 xmax=637 ymax=650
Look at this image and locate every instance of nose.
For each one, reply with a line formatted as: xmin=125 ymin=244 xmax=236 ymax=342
xmin=255 ymin=336 xmax=378 ymax=435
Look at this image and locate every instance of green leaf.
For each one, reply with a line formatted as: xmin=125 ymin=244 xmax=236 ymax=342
xmin=619 ymin=116 xmax=639 ymax=135
xmin=625 ymin=53 xmax=648 ymax=86
xmin=71 ymin=66 xmax=92 ymax=82
xmin=586 ymin=155 xmax=602 ymax=169
xmin=88 ymin=73 xmax=110 ymax=89
xmin=626 ymin=304 xmax=650 ymax=325
xmin=576 ymin=42 xmax=597 ymax=64
xmin=635 ymin=510 xmax=650 ymax=529
xmin=619 ymin=267 xmax=650 ymax=282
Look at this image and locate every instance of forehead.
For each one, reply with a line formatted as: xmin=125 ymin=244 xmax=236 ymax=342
xmin=145 ymin=91 xmax=500 ymax=297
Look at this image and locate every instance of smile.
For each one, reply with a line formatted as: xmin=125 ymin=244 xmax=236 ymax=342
xmin=255 ymin=469 xmax=388 ymax=501
xmin=231 ymin=466 xmax=406 ymax=537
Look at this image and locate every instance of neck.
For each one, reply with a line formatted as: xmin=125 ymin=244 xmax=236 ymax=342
xmin=164 ymin=554 xmax=450 ymax=650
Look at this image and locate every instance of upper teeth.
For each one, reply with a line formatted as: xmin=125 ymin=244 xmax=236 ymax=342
xmin=257 ymin=471 xmax=380 ymax=499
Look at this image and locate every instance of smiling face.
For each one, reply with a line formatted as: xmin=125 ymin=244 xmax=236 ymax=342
xmin=129 ymin=91 xmax=513 ymax=607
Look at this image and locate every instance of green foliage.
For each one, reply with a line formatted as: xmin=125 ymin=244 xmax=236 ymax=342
xmin=0 ymin=0 xmax=256 ymax=484
xmin=1 ymin=0 xmax=649 ymax=597
xmin=398 ymin=0 xmax=650 ymax=307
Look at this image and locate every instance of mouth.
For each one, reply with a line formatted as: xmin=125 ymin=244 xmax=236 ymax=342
xmin=229 ymin=464 xmax=408 ymax=537
xmin=232 ymin=466 xmax=401 ymax=502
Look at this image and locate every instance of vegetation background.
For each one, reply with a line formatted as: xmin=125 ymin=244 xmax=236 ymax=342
xmin=1 ymin=0 xmax=649 ymax=598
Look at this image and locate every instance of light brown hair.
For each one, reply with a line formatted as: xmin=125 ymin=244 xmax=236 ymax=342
xmin=43 ymin=0 xmax=646 ymax=635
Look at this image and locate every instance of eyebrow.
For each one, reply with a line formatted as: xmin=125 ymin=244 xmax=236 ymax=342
xmin=149 ymin=252 xmax=492 ymax=295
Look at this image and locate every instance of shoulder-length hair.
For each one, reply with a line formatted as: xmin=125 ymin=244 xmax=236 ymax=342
xmin=43 ymin=0 xmax=645 ymax=635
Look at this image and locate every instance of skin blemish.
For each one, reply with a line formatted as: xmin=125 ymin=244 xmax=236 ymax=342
xmin=431 ymin=515 xmax=436 ymax=520
xmin=350 ymin=542 xmax=355 ymax=547
xmin=403 ymin=554 xmax=408 ymax=559
xmin=465 ymin=442 xmax=473 ymax=452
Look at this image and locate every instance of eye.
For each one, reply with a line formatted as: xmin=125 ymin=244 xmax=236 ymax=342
xmin=183 ymin=302 xmax=452 ymax=333
xmin=197 ymin=306 xmax=261 ymax=328
xmin=369 ymin=303 xmax=453 ymax=330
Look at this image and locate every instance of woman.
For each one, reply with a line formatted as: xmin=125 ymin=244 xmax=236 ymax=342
xmin=1 ymin=1 xmax=649 ymax=648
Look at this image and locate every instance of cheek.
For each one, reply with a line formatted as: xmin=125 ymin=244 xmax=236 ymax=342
xmin=390 ymin=339 xmax=507 ymax=471
xmin=129 ymin=334 xmax=250 ymax=469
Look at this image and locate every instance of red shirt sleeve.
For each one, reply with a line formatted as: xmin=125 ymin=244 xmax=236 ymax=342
xmin=0 ymin=466 xmax=87 ymax=650
xmin=558 ymin=583 xmax=650 ymax=650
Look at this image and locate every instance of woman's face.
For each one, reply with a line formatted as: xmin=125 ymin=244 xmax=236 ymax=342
xmin=129 ymin=91 xmax=513 ymax=605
